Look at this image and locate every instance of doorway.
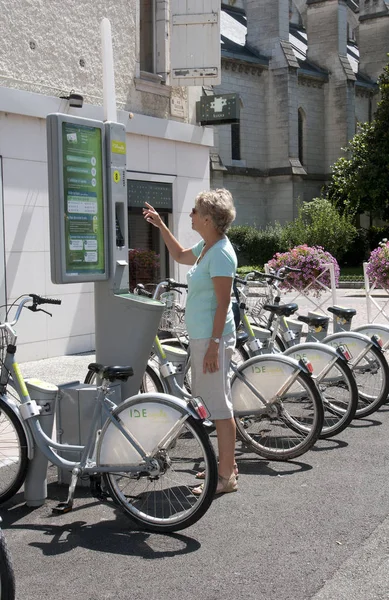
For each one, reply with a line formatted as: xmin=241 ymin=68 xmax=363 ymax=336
xmin=127 ymin=176 xmax=173 ymax=290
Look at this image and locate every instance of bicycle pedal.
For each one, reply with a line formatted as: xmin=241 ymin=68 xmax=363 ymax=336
xmin=52 ymin=501 xmax=74 ymax=514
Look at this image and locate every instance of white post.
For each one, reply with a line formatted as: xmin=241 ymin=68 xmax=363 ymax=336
xmin=328 ymin=263 xmax=338 ymax=307
xmin=101 ymin=18 xmax=118 ymax=123
xmin=363 ymin=261 xmax=372 ymax=323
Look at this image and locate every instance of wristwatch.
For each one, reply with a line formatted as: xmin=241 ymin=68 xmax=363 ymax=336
xmin=211 ymin=337 xmax=221 ymax=344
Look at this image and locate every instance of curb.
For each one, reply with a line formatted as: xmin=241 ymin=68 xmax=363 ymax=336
xmin=338 ymin=281 xmax=364 ymax=289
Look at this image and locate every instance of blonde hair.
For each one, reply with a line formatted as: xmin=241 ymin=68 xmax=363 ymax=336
xmin=195 ymin=188 xmax=236 ymax=234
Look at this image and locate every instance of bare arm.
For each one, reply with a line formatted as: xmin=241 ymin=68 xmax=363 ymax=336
xmin=203 ymin=276 xmax=233 ymax=374
xmin=143 ymin=202 xmax=196 ymax=266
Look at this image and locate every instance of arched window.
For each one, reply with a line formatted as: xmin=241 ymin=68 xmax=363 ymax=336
xmin=298 ymin=108 xmax=305 ymax=165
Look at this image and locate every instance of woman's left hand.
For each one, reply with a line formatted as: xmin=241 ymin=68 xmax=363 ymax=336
xmin=203 ymin=343 xmax=220 ymax=374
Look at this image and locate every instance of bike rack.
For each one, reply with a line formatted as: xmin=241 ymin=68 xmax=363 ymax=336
xmin=263 ymin=263 xmax=338 ymax=320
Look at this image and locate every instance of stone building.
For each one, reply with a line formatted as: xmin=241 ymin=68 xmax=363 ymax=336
xmin=0 ymin=0 xmax=388 ymax=359
xmin=0 ymin=0 xmax=219 ymax=359
xmin=213 ymin=0 xmax=389 ymax=227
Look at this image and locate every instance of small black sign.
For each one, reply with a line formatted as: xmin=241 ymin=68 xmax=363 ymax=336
xmin=127 ymin=180 xmax=173 ymax=212
xmin=196 ymin=93 xmax=240 ymax=126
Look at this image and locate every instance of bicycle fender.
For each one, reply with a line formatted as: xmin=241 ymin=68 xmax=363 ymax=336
xmin=119 ymin=392 xmax=201 ymax=421
xmin=354 ymin=325 xmax=389 ymax=350
xmin=323 ymin=331 xmax=380 ymax=351
xmin=0 ymin=394 xmax=35 ymax=459
xmin=236 ymin=352 xmax=307 ymax=373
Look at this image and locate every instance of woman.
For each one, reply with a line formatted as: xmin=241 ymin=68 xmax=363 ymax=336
xmin=143 ymin=189 xmax=238 ymax=495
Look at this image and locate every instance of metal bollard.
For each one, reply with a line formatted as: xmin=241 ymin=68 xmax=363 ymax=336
xmin=24 ymin=379 xmax=58 ymax=507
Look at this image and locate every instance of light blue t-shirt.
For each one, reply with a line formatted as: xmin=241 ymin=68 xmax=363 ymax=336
xmin=185 ymin=237 xmax=237 ymax=339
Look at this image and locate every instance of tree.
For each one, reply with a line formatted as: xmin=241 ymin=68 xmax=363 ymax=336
xmin=327 ymin=59 xmax=389 ymax=219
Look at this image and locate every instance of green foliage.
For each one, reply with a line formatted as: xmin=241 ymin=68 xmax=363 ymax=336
xmin=236 ymin=265 xmax=263 ymax=275
xmin=230 ymin=199 xmax=356 ymax=266
xmin=366 ymin=225 xmax=389 ymax=252
xmin=228 ymin=223 xmax=284 ymax=267
xmin=280 ymin=198 xmax=357 ymax=261
xmin=327 ymin=59 xmax=389 ymax=218
xmin=339 ymin=227 xmax=369 ymax=266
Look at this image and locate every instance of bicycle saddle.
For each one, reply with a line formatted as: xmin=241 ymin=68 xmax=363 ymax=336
xmin=298 ymin=315 xmax=329 ymax=328
xmin=262 ymin=303 xmax=298 ymax=317
xmin=327 ymin=306 xmax=356 ymax=319
xmin=87 ymin=362 xmax=134 ymax=382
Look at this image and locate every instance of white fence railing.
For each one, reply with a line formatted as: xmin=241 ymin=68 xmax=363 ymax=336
xmin=363 ymin=262 xmax=389 ymax=324
xmin=263 ymin=262 xmax=338 ymax=317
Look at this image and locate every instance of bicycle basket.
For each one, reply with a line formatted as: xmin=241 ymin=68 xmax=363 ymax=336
xmin=159 ymin=292 xmax=186 ymax=333
xmin=244 ymin=282 xmax=270 ymax=320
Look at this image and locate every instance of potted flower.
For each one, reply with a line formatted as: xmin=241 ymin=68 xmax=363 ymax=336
xmin=267 ymin=244 xmax=340 ymax=297
xmin=365 ymin=239 xmax=389 ymax=289
xmin=129 ymin=248 xmax=160 ymax=291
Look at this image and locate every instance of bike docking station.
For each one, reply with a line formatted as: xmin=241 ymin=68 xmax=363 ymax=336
xmin=23 ymin=18 xmax=164 ymax=505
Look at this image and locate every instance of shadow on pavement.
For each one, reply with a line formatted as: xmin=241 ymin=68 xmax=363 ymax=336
xmin=348 ymin=417 xmax=382 ymax=429
xmin=0 ymin=488 xmax=202 ymax=558
xmin=311 ymin=438 xmax=348 ymax=452
xmin=233 ymin=455 xmax=313 ymax=477
xmin=6 ymin=518 xmax=201 ymax=558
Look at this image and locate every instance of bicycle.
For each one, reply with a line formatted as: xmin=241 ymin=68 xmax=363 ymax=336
xmin=128 ymin=280 xmax=325 ymax=461
xmin=233 ymin=273 xmax=359 ymax=438
xmin=240 ymin=269 xmax=389 ymax=419
xmin=0 ymin=517 xmax=15 ymax=600
xmin=0 ymin=294 xmax=218 ymax=533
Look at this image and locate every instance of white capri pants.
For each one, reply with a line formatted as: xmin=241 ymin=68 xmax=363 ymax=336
xmin=190 ymin=332 xmax=236 ymax=420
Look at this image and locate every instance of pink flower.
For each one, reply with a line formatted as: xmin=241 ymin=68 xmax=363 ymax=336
xmin=366 ymin=241 xmax=389 ymax=289
xmin=267 ymin=245 xmax=340 ymax=298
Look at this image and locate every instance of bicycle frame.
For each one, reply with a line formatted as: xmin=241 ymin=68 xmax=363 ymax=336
xmin=0 ymin=299 xmax=198 ymax=478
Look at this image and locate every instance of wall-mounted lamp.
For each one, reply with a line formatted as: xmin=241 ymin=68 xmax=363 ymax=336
xmin=60 ymin=91 xmax=84 ymax=108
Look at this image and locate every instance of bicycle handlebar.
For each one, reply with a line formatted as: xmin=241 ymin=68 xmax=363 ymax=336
xmin=165 ymin=279 xmax=188 ymax=290
xmin=29 ymin=294 xmax=62 ymax=306
xmin=134 ymin=279 xmax=188 ymax=301
xmin=134 ymin=285 xmax=153 ymax=298
xmin=0 ymin=294 xmax=62 ymax=330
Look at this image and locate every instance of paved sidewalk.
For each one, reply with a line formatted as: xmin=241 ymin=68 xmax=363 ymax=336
xmin=3 ymin=286 xmax=389 ymax=600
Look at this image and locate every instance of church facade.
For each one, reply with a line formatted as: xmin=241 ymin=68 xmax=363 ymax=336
xmin=212 ymin=0 xmax=389 ymax=228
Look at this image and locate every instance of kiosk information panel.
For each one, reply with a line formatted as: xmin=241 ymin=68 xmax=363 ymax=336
xmin=47 ymin=114 xmax=109 ymax=283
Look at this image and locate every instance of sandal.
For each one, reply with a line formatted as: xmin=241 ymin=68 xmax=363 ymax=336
xmin=195 ymin=463 xmax=239 ymax=480
xmin=192 ymin=474 xmax=238 ymax=497
xmin=215 ymin=474 xmax=238 ymax=495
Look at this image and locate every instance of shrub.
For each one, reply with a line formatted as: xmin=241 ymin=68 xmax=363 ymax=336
xmin=365 ymin=240 xmax=389 ymax=289
xmin=129 ymin=248 xmax=160 ymax=290
xmin=267 ymin=244 xmax=340 ymax=297
xmin=280 ymin=198 xmax=357 ymax=261
xmin=229 ymin=223 xmax=283 ymax=266
xmin=339 ymin=228 xmax=369 ymax=267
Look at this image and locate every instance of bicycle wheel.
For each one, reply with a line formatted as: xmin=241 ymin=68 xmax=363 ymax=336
xmin=0 ymin=528 xmax=15 ymax=600
xmin=316 ymin=358 xmax=358 ymax=438
xmin=352 ymin=345 xmax=389 ymax=418
xmin=324 ymin=333 xmax=389 ymax=418
xmin=283 ymin=344 xmax=358 ymax=438
xmin=140 ymin=364 xmax=164 ymax=393
xmin=0 ymin=398 xmax=28 ymax=503
xmin=97 ymin=396 xmax=218 ymax=533
xmin=232 ymin=355 xmax=324 ymax=460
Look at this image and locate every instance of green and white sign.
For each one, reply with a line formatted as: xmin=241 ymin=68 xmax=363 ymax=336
xmin=63 ymin=122 xmax=105 ymax=274
xmin=47 ymin=114 xmax=109 ymax=283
